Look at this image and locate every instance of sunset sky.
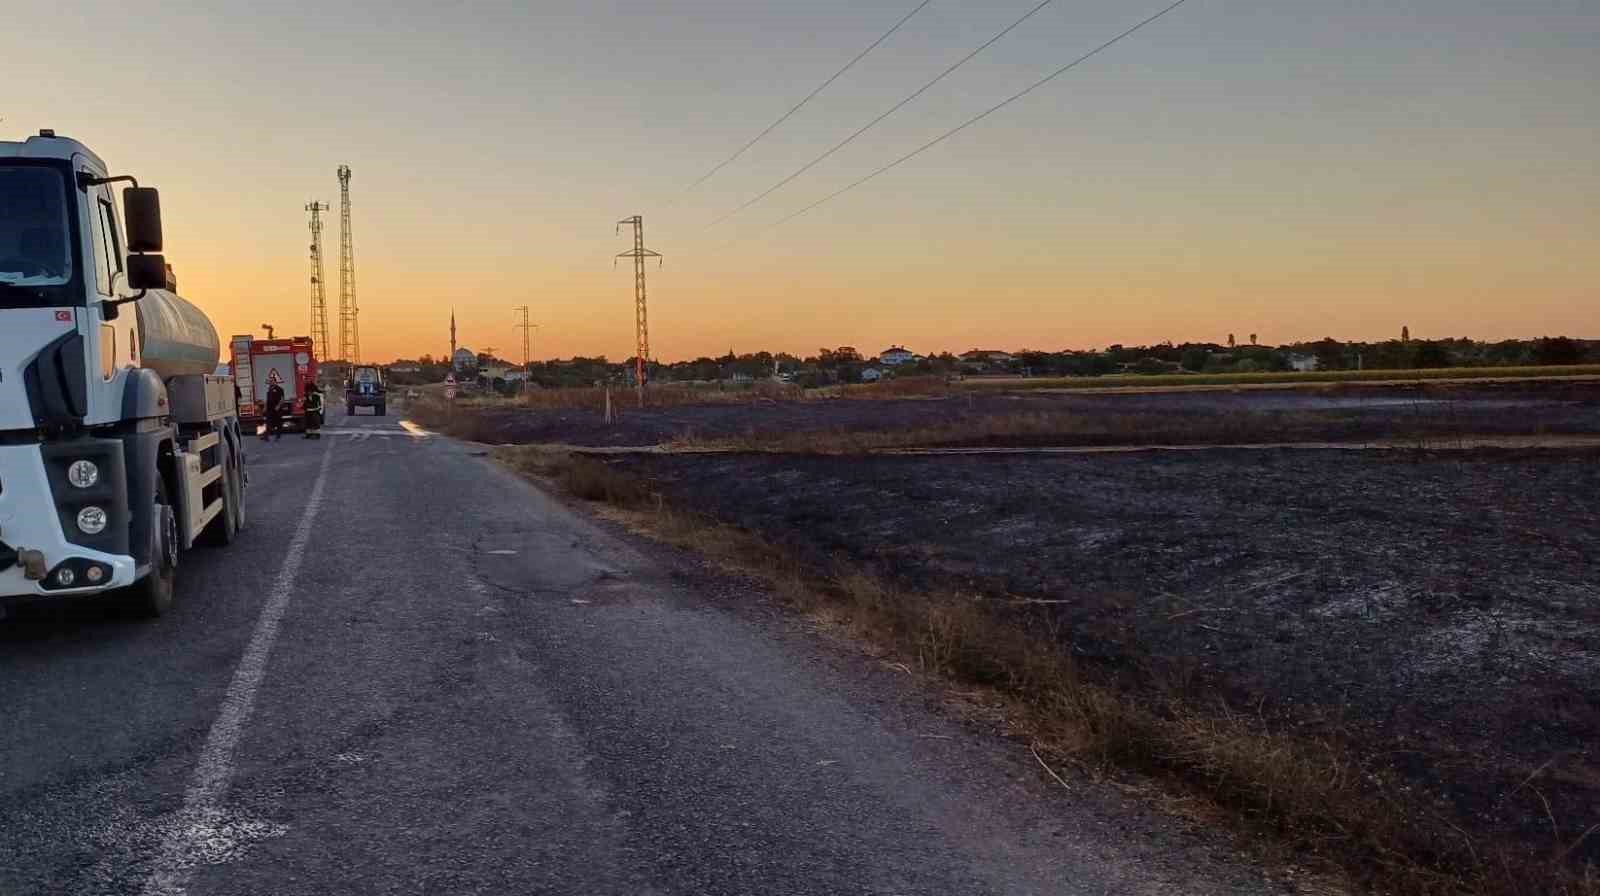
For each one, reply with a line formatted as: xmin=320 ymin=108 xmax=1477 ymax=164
xmin=7 ymin=0 xmax=1595 ymax=362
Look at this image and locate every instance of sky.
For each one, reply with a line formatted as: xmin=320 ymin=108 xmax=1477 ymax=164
xmin=5 ymin=0 xmax=1596 ymax=362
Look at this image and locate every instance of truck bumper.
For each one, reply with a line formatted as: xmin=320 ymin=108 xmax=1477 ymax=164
xmin=0 ymin=443 xmax=138 ymax=602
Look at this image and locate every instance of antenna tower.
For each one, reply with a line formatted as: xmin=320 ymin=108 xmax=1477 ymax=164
xmin=305 ymin=201 xmax=330 ymax=358
xmin=615 ymin=215 xmax=661 ymax=401
xmin=337 ymin=164 xmax=360 ymax=363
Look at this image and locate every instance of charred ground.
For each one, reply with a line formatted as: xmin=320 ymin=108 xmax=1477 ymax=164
xmin=419 ymin=379 xmax=1600 ymax=890
xmin=612 ymin=446 xmax=1600 ymax=865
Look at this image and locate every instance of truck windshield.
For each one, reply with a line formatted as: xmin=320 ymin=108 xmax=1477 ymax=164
xmin=0 ymin=165 xmax=73 ymax=303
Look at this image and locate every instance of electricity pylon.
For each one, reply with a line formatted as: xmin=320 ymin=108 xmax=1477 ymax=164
xmin=615 ymin=215 xmax=660 ymax=403
xmin=513 ymin=305 xmax=535 ymax=369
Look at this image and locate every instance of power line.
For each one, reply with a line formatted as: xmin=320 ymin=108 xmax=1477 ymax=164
xmin=704 ymin=0 xmax=1055 ymax=231
xmin=683 ymin=0 xmax=933 ymax=194
xmin=763 ymin=0 xmax=1192 ymax=234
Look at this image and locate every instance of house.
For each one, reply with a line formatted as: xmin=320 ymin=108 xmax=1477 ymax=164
xmin=860 ymin=367 xmax=883 ymax=383
xmin=960 ymin=350 xmax=1014 ymax=364
xmin=452 ymin=347 xmax=478 ymax=371
xmin=958 ymin=350 xmax=1016 ymax=372
xmin=1287 ymin=353 xmax=1320 ymax=372
xmin=878 ymin=346 xmax=918 ymax=366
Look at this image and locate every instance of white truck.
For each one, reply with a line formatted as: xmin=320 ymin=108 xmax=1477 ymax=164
xmin=0 ymin=131 xmax=246 ymax=618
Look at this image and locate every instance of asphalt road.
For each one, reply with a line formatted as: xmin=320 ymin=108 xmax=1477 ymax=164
xmin=0 ymin=406 xmax=1282 ymax=895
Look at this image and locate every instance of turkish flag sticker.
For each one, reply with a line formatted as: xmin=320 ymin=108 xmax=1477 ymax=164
xmin=55 ymin=310 xmax=73 ymax=322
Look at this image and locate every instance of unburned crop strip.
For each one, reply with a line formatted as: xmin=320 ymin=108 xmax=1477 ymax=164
xmin=493 ymin=447 xmax=1599 ymax=896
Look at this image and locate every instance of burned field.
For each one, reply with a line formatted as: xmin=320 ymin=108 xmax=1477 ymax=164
xmin=461 ymin=379 xmax=1600 ymax=885
xmin=611 ymin=444 xmax=1600 ymax=867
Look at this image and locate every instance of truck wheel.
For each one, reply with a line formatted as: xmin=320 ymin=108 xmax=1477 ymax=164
xmin=201 ymin=456 xmax=240 ymax=546
xmin=375 ymin=402 xmax=386 ymax=416
xmin=233 ymin=454 xmax=248 ymax=532
xmin=127 ymin=481 xmax=177 ymax=618
xmin=347 ymin=403 xmax=355 ymax=416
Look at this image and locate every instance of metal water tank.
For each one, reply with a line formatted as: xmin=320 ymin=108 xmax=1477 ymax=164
xmin=135 ymin=289 xmax=220 ymax=380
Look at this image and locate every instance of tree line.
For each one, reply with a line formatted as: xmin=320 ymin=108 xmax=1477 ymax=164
xmin=382 ymin=336 xmax=1595 ymax=387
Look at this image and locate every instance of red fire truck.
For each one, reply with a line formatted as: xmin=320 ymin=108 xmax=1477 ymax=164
xmin=228 ymin=333 xmax=319 ymax=433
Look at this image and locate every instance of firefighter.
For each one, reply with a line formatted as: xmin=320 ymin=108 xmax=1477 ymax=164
xmin=263 ymin=380 xmax=285 ymax=441
xmin=303 ymin=383 xmax=325 ymax=439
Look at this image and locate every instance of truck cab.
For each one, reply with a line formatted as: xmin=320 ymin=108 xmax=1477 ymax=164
xmin=0 ymin=132 xmax=245 ymax=617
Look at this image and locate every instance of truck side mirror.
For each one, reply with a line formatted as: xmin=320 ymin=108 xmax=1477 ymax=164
xmin=127 ymin=253 xmax=168 ymax=290
xmin=123 ymin=187 xmax=163 ymax=253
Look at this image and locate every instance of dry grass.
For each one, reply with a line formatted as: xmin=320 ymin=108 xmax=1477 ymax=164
xmin=513 ymin=381 xmax=808 ymax=411
xmin=493 ymin=446 xmax=1599 ymax=896
xmin=403 ymin=394 xmax=505 ymax=442
xmin=499 ymin=378 xmax=954 ymax=409
xmin=840 ymin=376 xmax=955 ymax=399
xmin=969 ymin=365 xmax=1600 ymax=391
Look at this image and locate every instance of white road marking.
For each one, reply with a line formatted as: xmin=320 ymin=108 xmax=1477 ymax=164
xmin=319 ymin=426 xmax=432 ymax=440
xmin=141 ymin=443 xmax=337 ymax=896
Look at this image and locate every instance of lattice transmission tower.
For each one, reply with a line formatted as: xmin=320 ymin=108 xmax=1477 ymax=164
xmin=337 ymin=164 xmax=360 ymax=363
xmin=615 ymin=215 xmax=660 ymax=398
xmin=305 ymin=201 xmax=330 ymax=359
xmin=513 ymin=305 xmax=538 ymax=371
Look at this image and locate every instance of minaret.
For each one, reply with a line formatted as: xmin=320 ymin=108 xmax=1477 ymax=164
xmin=450 ymin=309 xmax=457 ymax=361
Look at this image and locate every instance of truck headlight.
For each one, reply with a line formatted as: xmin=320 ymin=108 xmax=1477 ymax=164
xmin=68 ymin=459 xmax=100 ymax=488
xmin=77 ymin=506 xmax=108 ymax=535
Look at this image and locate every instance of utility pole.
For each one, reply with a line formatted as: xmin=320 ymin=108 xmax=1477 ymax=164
xmin=305 ymin=201 xmax=330 ymax=361
xmin=615 ymin=215 xmax=661 ymax=405
xmin=337 ymin=164 xmax=360 ymax=364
